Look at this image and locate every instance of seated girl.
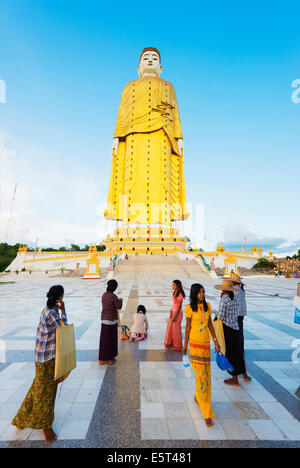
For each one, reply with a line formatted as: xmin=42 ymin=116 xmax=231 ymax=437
xmin=129 ymin=305 xmax=149 ymax=342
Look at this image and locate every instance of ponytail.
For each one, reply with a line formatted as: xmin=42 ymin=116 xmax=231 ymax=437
xmin=46 ymin=285 xmax=64 ymax=309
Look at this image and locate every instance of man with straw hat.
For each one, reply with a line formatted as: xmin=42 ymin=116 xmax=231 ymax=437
xmin=215 ymin=279 xmax=246 ymax=386
xmin=230 ymin=275 xmax=251 ymax=382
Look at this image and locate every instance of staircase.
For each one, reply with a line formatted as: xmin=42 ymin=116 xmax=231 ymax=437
xmin=114 ymin=255 xmax=210 ymax=279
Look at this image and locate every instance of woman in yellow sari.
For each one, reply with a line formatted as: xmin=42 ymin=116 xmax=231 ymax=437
xmin=182 ymin=283 xmax=220 ymax=427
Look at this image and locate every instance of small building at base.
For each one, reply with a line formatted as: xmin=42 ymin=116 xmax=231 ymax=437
xmin=82 ymin=254 xmax=101 ymax=279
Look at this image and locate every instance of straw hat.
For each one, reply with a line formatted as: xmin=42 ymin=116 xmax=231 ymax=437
xmin=214 ymin=279 xmax=234 ymax=292
xmin=230 ymin=274 xmax=244 ymax=285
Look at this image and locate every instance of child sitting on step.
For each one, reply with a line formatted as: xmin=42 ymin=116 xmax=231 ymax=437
xmin=129 ymin=305 xmax=149 ymax=342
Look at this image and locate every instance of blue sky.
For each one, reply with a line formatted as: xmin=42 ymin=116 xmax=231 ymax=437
xmin=1 ymin=0 xmax=299 ymax=255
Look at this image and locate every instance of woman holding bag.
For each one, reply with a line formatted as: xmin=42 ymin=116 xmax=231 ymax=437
xmin=182 ymin=284 xmax=220 ymax=427
xmin=231 ymin=274 xmax=251 ymax=382
xmin=12 ymin=285 xmax=67 ymax=443
xmin=215 ymin=279 xmax=246 ymax=386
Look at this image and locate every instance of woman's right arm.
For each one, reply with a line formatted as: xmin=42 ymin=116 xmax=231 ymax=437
xmin=113 ymin=295 xmax=123 ymax=310
xmin=56 ymin=299 xmax=68 ymax=325
xmin=172 ymin=301 xmax=182 ymax=322
xmin=218 ymin=297 xmax=226 ymax=321
xmin=182 ymin=317 xmax=191 ymax=355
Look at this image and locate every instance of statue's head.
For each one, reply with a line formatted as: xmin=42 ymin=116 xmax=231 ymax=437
xmin=138 ymin=47 xmax=162 ymax=77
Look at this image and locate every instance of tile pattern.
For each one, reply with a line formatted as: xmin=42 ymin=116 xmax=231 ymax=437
xmin=0 ymin=275 xmax=299 ymax=447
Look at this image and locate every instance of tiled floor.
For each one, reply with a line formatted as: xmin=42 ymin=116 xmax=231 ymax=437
xmin=0 ymin=275 xmax=299 ymax=447
xmin=0 ymin=361 xmax=105 ymax=441
xmin=139 ymin=361 xmax=299 ymax=441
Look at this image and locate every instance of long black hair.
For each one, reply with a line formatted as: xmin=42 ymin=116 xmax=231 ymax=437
xmin=47 ymin=285 xmax=64 ymax=308
xmin=173 ymin=279 xmax=186 ymax=299
xmin=189 ymin=283 xmax=208 ymax=312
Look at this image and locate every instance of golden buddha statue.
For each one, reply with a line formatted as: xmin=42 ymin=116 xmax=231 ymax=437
xmin=104 ymin=47 xmax=189 ymax=225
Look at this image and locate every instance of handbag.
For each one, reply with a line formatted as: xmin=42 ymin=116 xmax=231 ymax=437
xmin=210 ymin=314 xmax=226 ymax=355
xmin=121 ymin=324 xmax=131 ymax=340
xmin=117 ymin=309 xmax=121 ymax=327
xmin=54 ymin=319 xmax=77 ymax=382
xmin=216 ymin=351 xmax=234 ymax=372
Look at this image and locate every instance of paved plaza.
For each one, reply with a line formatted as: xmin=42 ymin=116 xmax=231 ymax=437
xmin=0 ymin=275 xmax=299 ymax=447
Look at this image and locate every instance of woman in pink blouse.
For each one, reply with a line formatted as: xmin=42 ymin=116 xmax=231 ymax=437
xmin=164 ymin=280 xmax=186 ymax=351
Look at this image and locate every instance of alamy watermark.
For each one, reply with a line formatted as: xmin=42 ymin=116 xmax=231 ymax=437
xmin=291 ymin=339 xmax=300 ymax=364
xmin=0 ymin=340 xmax=6 ymax=363
xmin=291 ymin=79 xmax=300 ymax=104
xmin=0 ymin=79 xmax=6 ymax=103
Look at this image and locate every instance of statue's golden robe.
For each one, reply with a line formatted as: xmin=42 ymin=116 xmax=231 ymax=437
xmin=105 ymin=76 xmax=189 ymax=224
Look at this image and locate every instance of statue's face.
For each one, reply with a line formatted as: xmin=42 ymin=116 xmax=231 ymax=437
xmin=138 ymin=51 xmax=162 ymax=77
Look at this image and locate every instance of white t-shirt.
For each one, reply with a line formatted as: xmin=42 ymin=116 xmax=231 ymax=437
xmin=131 ymin=313 xmax=149 ymax=334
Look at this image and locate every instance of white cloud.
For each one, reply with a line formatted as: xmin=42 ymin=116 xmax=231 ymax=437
xmin=193 ymin=221 xmax=299 ymax=256
xmin=0 ymin=128 xmax=111 ymax=246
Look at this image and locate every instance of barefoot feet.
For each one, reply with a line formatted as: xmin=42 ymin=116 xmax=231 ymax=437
xmin=194 ymin=396 xmax=214 ymax=427
xmin=205 ymin=418 xmax=214 ymax=427
xmin=224 ymin=378 xmax=239 ymax=387
xmin=243 ymin=373 xmax=252 ymax=382
xmin=42 ymin=428 xmax=57 ymax=443
xmin=12 ymin=423 xmax=24 ymax=431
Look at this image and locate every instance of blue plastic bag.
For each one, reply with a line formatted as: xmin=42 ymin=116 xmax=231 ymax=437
xmin=216 ymin=351 xmax=234 ymax=373
xmin=294 ymin=308 xmax=300 ymax=325
xmin=182 ymin=354 xmax=193 ymax=378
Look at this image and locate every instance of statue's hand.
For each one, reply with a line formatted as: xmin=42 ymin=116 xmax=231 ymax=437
xmin=112 ymin=138 xmax=119 ymax=156
xmin=178 ymin=139 xmax=184 ymax=157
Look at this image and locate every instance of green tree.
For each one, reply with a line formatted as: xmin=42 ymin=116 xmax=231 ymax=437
xmin=253 ymin=258 xmax=271 ymax=269
xmin=0 ymin=243 xmax=20 ymax=272
xmin=71 ymin=244 xmax=81 ymax=251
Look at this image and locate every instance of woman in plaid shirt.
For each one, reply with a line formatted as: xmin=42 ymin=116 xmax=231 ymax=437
xmin=12 ymin=285 xmax=67 ymax=443
xmin=215 ymin=279 xmax=246 ymax=387
xmin=231 ymin=275 xmax=251 ymax=382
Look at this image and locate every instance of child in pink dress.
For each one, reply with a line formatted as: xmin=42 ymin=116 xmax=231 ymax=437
xmin=129 ymin=305 xmax=149 ymax=342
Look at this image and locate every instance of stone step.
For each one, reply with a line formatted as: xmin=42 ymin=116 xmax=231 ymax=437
xmin=114 ymin=255 xmax=210 ymax=279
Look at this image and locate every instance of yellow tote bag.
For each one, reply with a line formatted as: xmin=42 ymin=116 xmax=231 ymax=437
xmin=117 ymin=309 xmax=121 ymax=327
xmin=54 ymin=320 xmax=77 ymax=383
xmin=210 ymin=317 xmax=226 ymax=355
